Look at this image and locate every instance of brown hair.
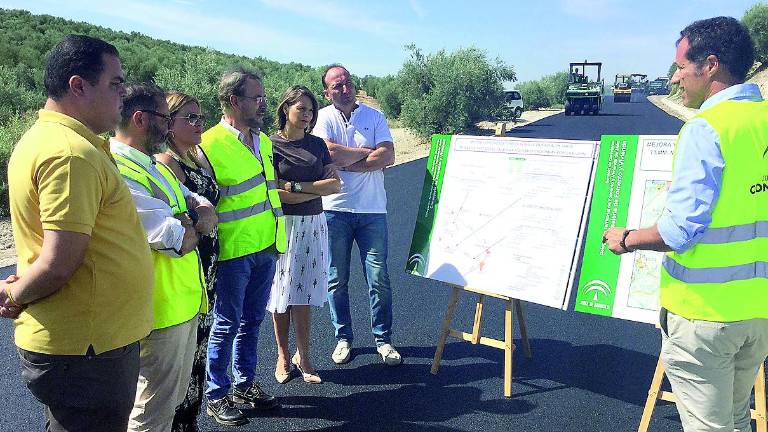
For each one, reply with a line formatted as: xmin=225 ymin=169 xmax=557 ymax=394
xmin=166 ymin=91 xmax=202 ymax=166
xmin=321 ymin=63 xmax=348 ymax=89
xmin=275 ymin=85 xmax=319 ymax=132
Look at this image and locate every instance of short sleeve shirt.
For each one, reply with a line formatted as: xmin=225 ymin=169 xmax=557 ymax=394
xmin=312 ymin=102 xmax=393 ymax=213
xmin=270 ymin=133 xmax=332 ymax=216
xmin=9 ymin=110 xmax=155 ymax=355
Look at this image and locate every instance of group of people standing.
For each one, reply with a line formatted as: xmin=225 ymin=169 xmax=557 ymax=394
xmin=2 ymin=14 xmax=766 ymax=432
xmin=0 ymin=34 xmax=400 ymax=431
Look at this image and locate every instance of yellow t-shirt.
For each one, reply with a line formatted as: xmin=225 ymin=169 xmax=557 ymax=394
xmin=9 ymin=109 xmax=155 ymax=355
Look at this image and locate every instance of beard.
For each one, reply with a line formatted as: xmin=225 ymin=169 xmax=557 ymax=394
xmin=145 ymin=121 xmax=168 ymax=155
xmin=245 ymin=114 xmax=264 ymax=130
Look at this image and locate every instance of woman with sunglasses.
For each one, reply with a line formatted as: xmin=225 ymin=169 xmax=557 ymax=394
xmin=268 ymin=85 xmax=340 ymax=384
xmin=155 ymin=92 xmax=220 ymax=432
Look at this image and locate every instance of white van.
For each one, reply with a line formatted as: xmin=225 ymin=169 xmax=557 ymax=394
xmin=504 ymin=90 xmax=524 ymax=119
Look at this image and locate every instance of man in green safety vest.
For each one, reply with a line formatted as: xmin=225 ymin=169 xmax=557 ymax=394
xmin=200 ymin=67 xmax=286 ymax=426
xmin=603 ymin=17 xmax=768 ymax=432
xmin=110 ymin=83 xmax=216 ymax=431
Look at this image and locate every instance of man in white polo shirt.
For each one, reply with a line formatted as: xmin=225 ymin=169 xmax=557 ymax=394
xmin=312 ymin=64 xmax=401 ymax=366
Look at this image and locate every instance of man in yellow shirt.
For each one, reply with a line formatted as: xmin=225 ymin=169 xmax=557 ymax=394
xmin=2 ymin=35 xmax=155 ymax=431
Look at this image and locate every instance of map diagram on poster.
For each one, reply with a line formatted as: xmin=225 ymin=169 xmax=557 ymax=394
xmin=575 ymin=135 xmax=676 ymax=324
xmin=407 ymin=135 xmax=598 ymax=310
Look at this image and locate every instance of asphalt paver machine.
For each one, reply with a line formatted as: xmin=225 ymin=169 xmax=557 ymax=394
xmin=565 ymin=60 xmax=604 ymax=116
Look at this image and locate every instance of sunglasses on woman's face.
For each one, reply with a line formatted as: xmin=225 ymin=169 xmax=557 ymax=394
xmin=175 ymin=113 xmax=205 ymax=126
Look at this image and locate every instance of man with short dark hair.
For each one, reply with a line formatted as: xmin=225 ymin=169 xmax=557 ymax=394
xmin=200 ymin=67 xmax=285 ymax=426
xmin=312 ymin=64 xmax=401 ymax=366
xmin=3 ymin=34 xmax=155 ymax=431
xmin=603 ymin=16 xmax=768 ymax=431
xmin=110 ymin=83 xmax=215 ymax=431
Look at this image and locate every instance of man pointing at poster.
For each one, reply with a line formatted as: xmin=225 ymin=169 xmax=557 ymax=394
xmin=603 ymin=16 xmax=768 ymax=432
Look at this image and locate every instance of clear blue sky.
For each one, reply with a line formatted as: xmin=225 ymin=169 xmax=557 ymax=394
xmin=0 ymin=0 xmax=759 ymax=88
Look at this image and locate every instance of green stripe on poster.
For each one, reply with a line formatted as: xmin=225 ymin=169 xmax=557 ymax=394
xmin=574 ymin=135 xmax=639 ymax=316
xmin=406 ymin=134 xmax=452 ymax=275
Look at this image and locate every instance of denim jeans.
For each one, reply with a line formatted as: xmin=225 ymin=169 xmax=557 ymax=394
xmin=205 ymin=250 xmax=276 ymax=401
xmin=325 ymin=211 xmax=392 ymax=346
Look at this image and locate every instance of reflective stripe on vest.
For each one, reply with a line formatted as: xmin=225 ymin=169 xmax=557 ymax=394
xmin=218 ymin=200 xmax=285 ymax=223
xmin=112 ymin=152 xmax=207 ymax=328
xmin=200 ymin=125 xmax=287 ymax=260
xmin=114 ymin=155 xmax=178 ymax=210
xmin=696 ymin=221 xmax=768 ymax=244
xmin=663 ymin=256 xmax=768 ymax=284
xmin=660 ymin=99 xmax=768 ymax=321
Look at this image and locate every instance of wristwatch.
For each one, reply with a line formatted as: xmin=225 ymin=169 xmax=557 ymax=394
xmin=291 ymin=181 xmax=303 ymax=193
xmin=187 ymin=208 xmax=200 ymax=226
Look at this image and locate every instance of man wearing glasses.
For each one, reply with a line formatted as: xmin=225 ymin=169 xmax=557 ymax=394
xmin=199 ymin=68 xmax=286 ymax=426
xmin=110 ymin=83 xmax=216 ymax=431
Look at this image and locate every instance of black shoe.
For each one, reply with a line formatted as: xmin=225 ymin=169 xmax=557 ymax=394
xmin=231 ymin=382 xmax=279 ymax=410
xmin=206 ymin=398 xmax=247 ymax=426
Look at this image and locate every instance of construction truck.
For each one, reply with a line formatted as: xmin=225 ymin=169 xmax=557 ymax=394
xmin=613 ymin=74 xmax=632 ymax=103
xmin=648 ymin=77 xmax=670 ymax=95
xmin=564 ymin=61 xmax=604 ymax=116
xmin=630 ymin=73 xmax=649 ymax=100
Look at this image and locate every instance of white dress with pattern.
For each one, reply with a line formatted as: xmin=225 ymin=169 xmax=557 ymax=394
xmin=267 ymin=213 xmax=329 ymax=313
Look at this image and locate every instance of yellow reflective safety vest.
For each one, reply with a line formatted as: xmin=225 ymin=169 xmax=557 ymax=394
xmin=113 ymin=154 xmax=207 ymax=329
xmin=199 ymin=124 xmax=286 ymax=260
xmin=660 ymin=99 xmax=768 ymax=321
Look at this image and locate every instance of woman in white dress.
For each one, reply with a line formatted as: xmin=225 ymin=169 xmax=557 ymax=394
xmin=268 ymin=86 xmax=340 ymax=384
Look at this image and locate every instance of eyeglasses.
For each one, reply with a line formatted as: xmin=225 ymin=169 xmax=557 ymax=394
xmin=175 ymin=113 xmax=205 ymax=126
xmin=237 ymin=94 xmax=267 ymax=105
xmin=139 ymin=110 xmax=172 ymax=126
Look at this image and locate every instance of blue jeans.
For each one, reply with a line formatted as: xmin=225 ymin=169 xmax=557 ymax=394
xmin=205 ymin=250 xmax=276 ymax=400
xmin=325 ymin=211 xmax=392 ymax=346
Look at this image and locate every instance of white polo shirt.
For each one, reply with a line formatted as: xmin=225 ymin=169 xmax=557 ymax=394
xmin=312 ymin=102 xmax=393 ymax=213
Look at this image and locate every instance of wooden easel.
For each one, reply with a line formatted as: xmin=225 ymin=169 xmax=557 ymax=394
xmin=431 ymin=284 xmax=532 ymax=397
xmin=638 ymin=357 xmax=767 ymax=432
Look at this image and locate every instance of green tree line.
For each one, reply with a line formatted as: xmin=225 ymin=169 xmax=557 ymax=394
xmin=0 ymin=8 xmax=518 ymax=216
xmin=514 ymin=72 xmax=569 ymax=110
xmin=359 ymin=45 xmax=516 ymax=138
xmin=0 ymin=8 xmax=334 ymax=216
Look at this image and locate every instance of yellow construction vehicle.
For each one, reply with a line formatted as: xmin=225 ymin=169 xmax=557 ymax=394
xmin=613 ymin=74 xmax=631 ymax=103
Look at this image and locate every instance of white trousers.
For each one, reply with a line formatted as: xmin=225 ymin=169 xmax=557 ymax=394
xmin=662 ymin=311 xmax=768 ymax=432
xmin=128 ymin=316 xmax=199 ymax=432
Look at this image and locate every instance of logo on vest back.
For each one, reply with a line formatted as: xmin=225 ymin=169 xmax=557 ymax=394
xmin=749 ymin=175 xmax=768 ymax=194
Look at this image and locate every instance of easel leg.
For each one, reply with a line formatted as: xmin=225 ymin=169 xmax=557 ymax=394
xmin=504 ymin=298 xmax=515 ymax=397
xmin=755 ymin=363 xmax=767 ymax=432
xmin=514 ymin=299 xmax=532 ymax=358
xmin=431 ymin=286 xmax=460 ymax=375
xmin=638 ymin=356 xmax=666 ymax=432
xmin=471 ymin=295 xmax=485 ymax=344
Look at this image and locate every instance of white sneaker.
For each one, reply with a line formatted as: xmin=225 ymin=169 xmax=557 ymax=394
xmin=332 ymin=340 xmax=351 ymax=364
xmin=377 ymin=343 xmax=402 ymax=366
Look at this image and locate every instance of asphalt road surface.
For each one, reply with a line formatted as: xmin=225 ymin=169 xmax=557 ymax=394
xmin=0 ymin=97 xmax=708 ymax=431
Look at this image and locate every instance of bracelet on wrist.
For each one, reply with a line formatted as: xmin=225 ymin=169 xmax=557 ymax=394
xmin=620 ymin=229 xmax=636 ymax=253
xmin=5 ymin=286 xmax=22 ymax=308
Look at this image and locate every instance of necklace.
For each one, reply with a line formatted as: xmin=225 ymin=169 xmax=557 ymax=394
xmin=278 ymin=129 xmax=304 ymax=141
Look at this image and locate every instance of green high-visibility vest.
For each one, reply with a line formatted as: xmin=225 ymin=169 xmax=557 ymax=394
xmin=199 ymin=124 xmax=286 ymax=260
xmin=660 ymin=99 xmax=768 ymax=321
xmin=113 ymin=154 xmax=207 ymax=329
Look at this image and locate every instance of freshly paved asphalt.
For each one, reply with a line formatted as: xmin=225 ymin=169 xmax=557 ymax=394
xmin=0 ymin=97 xmax=701 ymax=431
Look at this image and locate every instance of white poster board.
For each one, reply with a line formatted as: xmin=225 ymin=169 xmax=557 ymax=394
xmin=407 ymin=135 xmax=598 ymax=309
